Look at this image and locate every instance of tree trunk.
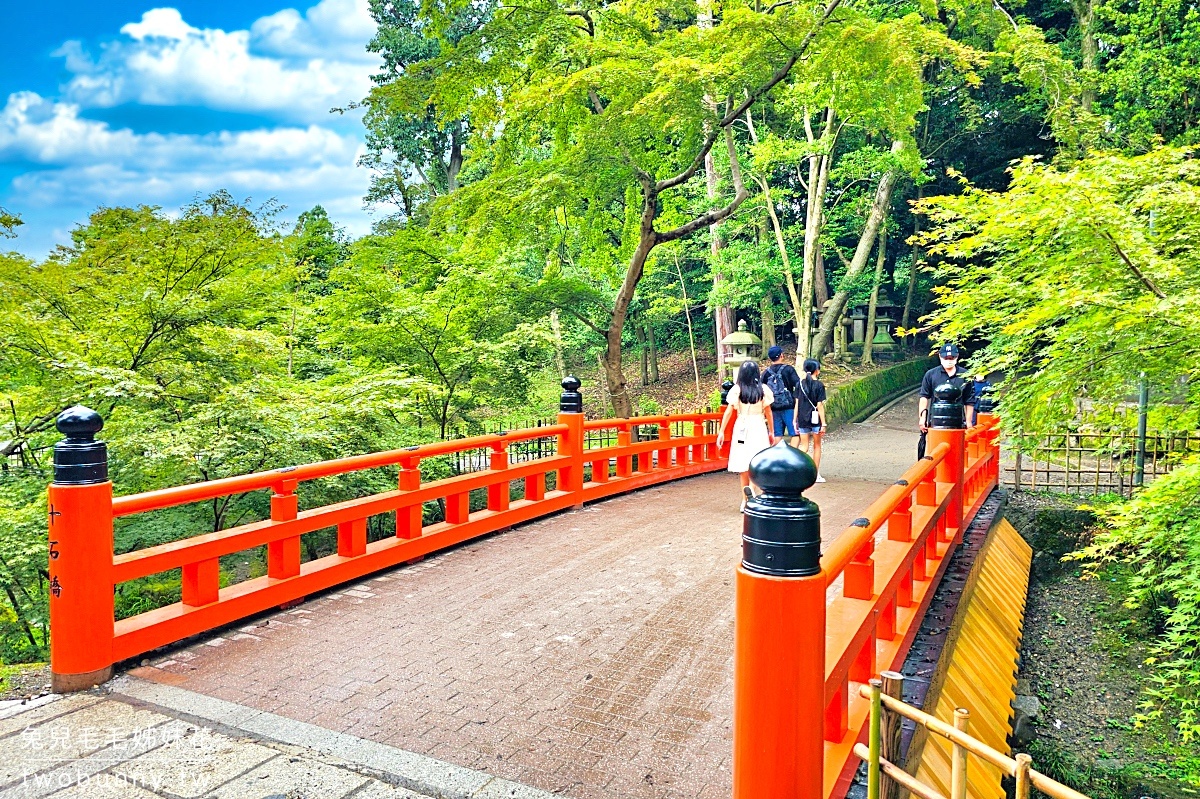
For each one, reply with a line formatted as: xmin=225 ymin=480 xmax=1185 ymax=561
xmin=648 ymin=324 xmax=659 ymax=382
xmin=744 ymin=109 xmax=804 ymax=347
xmin=708 ymin=147 xmax=734 ymax=373
xmin=902 ymin=184 xmax=923 ymax=332
xmin=636 ymin=323 xmax=649 ymax=386
xmin=862 ymin=225 xmax=887 ymax=366
xmin=604 ymin=128 xmax=750 ymax=417
xmin=1070 ymin=0 xmax=1097 ymax=111
xmin=596 ymin=351 xmax=611 ymax=415
xmin=550 ymin=309 xmax=567 ymax=378
xmin=800 ymin=107 xmax=835 ymax=359
xmin=761 ymin=298 xmax=776 ymax=350
xmin=698 ymin=0 xmax=734 ymax=375
xmin=753 ymin=174 xmax=804 ymax=342
xmin=813 ymin=141 xmax=904 ymax=360
xmin=674 ymin=251 xmax=704 ymax=409
xmin=815 ymin=247 xmax=829 ymax=306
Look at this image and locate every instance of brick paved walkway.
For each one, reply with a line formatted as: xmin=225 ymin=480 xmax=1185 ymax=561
xmin=130 ymin=394 xmax=923 ymax=799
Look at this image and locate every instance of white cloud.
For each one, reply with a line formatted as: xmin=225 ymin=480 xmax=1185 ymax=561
xmin=57 ymin=0 xmax=380 ymax=124
xmin=121 ymin=8 xmax=199 ymax=41
xmin=0 ymin=93 xmax=359 ymax=169
xmin=1 ymin=0 xmax=387 ymax=256
xmin=252 ymin=0 xmax=377 ymax=60
xmin=1 ymin=92 xmax=373 ymax=241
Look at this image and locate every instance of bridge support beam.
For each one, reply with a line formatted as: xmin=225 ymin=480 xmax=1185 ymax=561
xmin=733 ymin=441 xmax=822 ymax=799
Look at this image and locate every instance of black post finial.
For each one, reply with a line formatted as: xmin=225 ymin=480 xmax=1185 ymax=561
xmin=930 ymin=382 xmax=965 ymax=429
xmin=53 ymin=406 xmax=108 ymax=485
xmin=741 ymin=441 xmax=821 ymax=576
xmin=975 ymin=385 xmax=998 ymax=414
xmin=559 ymin=376 xmax=583 ymax=414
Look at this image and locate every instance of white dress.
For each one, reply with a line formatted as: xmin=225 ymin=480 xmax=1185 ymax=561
xmin=726 ymin=384 xmax=774 ymax=473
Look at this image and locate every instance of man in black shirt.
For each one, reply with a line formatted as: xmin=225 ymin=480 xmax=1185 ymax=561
xmin=764 ymin=345 xmax=802 ymax=446
xmin=917 ymin=343 xmax=976 ymax=458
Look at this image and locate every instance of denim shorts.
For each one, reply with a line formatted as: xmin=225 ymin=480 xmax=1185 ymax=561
xmin=772 ymin=408 xmax=796 ymax=437
xmin=797 ymin=424 xmax=822 ymax=435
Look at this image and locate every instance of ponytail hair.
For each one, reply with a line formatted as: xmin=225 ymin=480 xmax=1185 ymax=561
xmin=803 ymin=358 xmax=820 ymax=375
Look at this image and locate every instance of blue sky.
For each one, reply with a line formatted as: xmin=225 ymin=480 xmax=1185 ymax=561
xmin=1 ymin=0 xmax=383 ymax=257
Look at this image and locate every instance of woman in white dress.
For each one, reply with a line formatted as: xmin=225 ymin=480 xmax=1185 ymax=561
xmin=716 ymin=361 xmax=775 ymax=511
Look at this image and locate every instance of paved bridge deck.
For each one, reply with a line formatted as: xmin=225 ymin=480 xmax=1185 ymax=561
xmin=125 ymin=394 xmax=924 ymax=799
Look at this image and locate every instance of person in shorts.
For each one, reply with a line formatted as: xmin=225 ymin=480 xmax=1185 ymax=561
xmin=796 ymin=358 xmax=827 ymax=483
xmin=763 ymin=345 xmax=801 ymax=446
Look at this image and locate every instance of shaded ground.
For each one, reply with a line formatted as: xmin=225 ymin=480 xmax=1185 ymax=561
xmin=1007 ymin=492 xmax=1200 ymax=798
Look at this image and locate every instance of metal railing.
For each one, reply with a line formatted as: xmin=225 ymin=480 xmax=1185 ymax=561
xmin=1003 ymin=429 xmax=1200 ymax=497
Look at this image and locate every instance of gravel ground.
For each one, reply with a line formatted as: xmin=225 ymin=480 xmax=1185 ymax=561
xmin=0 ymin=662 xmax=51 ymax=702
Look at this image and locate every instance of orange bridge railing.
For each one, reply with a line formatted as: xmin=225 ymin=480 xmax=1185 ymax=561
xmin=733 ymin=413 xmax=1001 ymax=799
xmin=45 ymin=381 xmax=725 ymax=691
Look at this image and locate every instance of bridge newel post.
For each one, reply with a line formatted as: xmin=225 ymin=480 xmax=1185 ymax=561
xmin=926 ymin=383 xmax=967 ymax=534
xmin=48 ymin=405 xmax=115 ymax=692
xmin=557 ymin=376 xmax=585 ymax=508
xmin=733 ymin=440 xmax=823 ymax=799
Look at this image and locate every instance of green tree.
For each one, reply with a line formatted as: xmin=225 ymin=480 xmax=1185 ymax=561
xmin=919 ymin=146 xmax=1200 ymax=737
xmin=367 ymin=0 xmax=859 ymax=415
xmin=321 ymin=225 xmax=550 ymax=437
xmin=0 ymin=207 xmax=20 ymax=238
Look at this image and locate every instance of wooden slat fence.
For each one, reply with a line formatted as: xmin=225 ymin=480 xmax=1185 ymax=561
xmin=1003 ymin=429 xmax=1200 ymax=497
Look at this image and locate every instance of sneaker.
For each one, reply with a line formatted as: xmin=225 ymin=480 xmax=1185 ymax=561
xmin=815 ymin=474 xmax=827 ymax=483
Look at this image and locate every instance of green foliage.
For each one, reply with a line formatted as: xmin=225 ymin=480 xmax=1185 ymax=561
xmin=0 ymin=207 xmax=20 ymax=238
xmin=1072 ymin=458 xmax=1200 ymax=741
xmin=0 ymin=195 xmax=554 ymax=661
xmin=0 ymin=474 xmax=49 ymax=663
xmin=918 ymin=147 xmax=1200 ymax=438
xmin=321 ymin=225 xmax=551 ymax=437
xmin=1099 ymin=0 xmax=1200 ymax=149
xmin=922 ymin=146 xmax=1200 ymax=740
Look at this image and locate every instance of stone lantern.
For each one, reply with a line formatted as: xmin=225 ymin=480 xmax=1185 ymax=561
xmin=868 ymin=300 xmax=900 ymax=359
xmin=721 ymin=319 xmax=762 ymax=381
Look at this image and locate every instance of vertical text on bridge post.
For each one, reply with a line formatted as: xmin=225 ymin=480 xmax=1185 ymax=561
xmin=47 ymin=405 xmax=115 ymax=692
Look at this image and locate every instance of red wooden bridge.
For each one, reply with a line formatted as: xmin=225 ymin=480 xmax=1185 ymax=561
xmin=45 ymin=383 xmax=1004 ymax=799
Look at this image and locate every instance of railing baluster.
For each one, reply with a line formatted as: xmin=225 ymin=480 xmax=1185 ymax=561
xmin=525 ymin=472 xmax=545 ymax=501
xmin=691 ymin=419 xmax=706 ymax=464
xmin=487 ymin=442 xmax=509 ymax=512
xmin=845 ymin=538 xmax=875 ymax=600
xmin=657 ymin=421 xmax=672 ymax=469
xmin=182 ymin=558 xmax=219 ymax=606
xmin=397 ymin=457 xmax=422 ymax=539
xmin=887 ymin=492 xmax=912 ymax=542
xmin=268 ymin=478 xmax=300 ymax=579
xmin=616 ymin=424 xmax=633 ymax=477
xmin=446 ymin=491 xmax=470 ymax=524
xmin=337 ymin=518 xmax=366 ymax=557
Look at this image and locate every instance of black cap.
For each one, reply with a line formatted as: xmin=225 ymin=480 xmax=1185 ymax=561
xmin=767 ymin=345 xmax=783 ymax=361
xmin=938 ymin=343 xmax=960 ymax=359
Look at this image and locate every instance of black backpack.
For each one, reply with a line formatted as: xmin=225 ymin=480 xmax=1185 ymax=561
xmin=765 ymin=365 xmax=794 ymax=411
